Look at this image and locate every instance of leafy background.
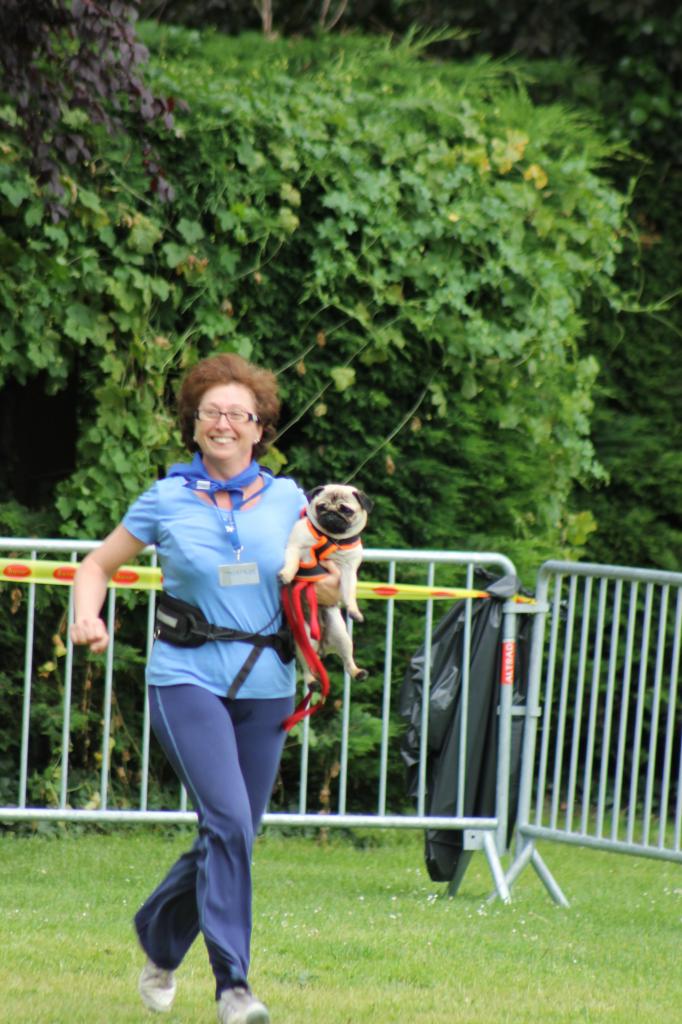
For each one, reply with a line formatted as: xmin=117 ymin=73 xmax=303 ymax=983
xmin=0 ymin=4 xmax=680 ymax=815
xmin=0 ymin=28 xmax=632 ymax=574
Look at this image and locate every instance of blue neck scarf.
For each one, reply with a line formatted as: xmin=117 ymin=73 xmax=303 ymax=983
xmin=166 ymin=452 xmax=263 ymax=500
xmin=166 ymin=454 xmax=271 ymax=556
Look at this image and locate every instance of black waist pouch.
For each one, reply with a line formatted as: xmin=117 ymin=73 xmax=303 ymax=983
xmin=154 ymin=592 xmax=212 ymax=648
xmin=154 ymin=591 xmax=295 ymax=663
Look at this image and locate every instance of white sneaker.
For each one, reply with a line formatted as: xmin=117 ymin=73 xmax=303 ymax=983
xmin=216 ymin=985 xmax=270 ymax=1024
xmin=139 ymin=958 xmax=177 ymax=1013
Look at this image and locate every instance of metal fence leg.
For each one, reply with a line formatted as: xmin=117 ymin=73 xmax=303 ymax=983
xmin=500 ymin=839 xmax=570 ymax=907
xmin=529 ymin=847 xmax=570 ymax=907
xmin=501 ymin=838 xmax=534 ymax=891
xmin=482 ymin=830 xmax=511 ymax=903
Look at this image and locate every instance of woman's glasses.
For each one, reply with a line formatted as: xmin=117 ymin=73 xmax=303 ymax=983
xmin=195 ymin=406 xmax=260 ymax=425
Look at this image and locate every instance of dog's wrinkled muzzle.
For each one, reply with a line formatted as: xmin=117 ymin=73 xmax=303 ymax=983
xmin=318 ymin=511 xmax=351 ymax=535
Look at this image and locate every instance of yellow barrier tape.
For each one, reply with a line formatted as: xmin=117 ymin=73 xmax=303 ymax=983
xmin=358 ymin=582 xmax=490 ymax=601
xmin=0 ymin=558 xmax=533 ymax=603
xmin=357 ymin=582 xmax=535 ymax=604
xmin=0 ymin=559 xmax=163 ymax=590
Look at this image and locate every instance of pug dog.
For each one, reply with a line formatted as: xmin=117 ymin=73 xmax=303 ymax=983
xmin=279 ymin=484 xmax=372 ymax=681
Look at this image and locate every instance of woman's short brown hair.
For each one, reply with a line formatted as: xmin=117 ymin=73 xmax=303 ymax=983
xmin=177 ymin=353 xmax=280 ymax=459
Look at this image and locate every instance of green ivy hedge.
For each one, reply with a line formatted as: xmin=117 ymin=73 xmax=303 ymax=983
xmin=0 ymin=27 xmax=631 ymax=575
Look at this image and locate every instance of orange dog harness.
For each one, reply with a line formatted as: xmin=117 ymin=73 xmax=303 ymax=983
xmin=290 ymin=515 xmax=362 ymax=583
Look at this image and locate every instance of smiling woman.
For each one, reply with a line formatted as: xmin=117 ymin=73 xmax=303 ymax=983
xmin=66 ymin=352 xmax=335 ymax=1024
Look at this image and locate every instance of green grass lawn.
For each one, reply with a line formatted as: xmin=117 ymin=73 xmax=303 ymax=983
xmin=0 ymin=827 xmax=679 ymax=1023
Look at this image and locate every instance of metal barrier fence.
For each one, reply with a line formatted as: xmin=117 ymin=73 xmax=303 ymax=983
xmin=0 ymin=537 xmax=523 ymax=901
xmin=507 ymin=561 xmax=682 ymax=906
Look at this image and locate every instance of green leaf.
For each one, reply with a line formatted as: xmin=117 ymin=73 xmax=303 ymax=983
xmin=177 ymin=218 xmax=205 ymax=244
xmin=162 ymin=242 xmax=189 ymax=268
xmin=428 ymin=382 xmax=448 ymax=417
xmin=63 ymin=303 xmax=111 ymax=345
xmin=0 ymin=180 xmax=30 ymax=207
xmin=0 ymin=104 xmax=19 ymax=126
xmin=260 ymin=445 xmax=288 ymax=475
xmin=235 ymin=141 xmax=266 ymax=171
xmin=106 ymin=277 xmax=137 ymax=313
xmin=149 ymin=277 xmax=171 ymax=301
xmin=24 ymin=203 xmax=44 ymax=227
xmin=330 ymin=367 xmax=356 ymax=392
xmin=78 ymin=188 xmax=104 ymax=213
xmin=61 ymin=107 xmax=89 ymax=129
xmin=270 ymin=144 xmax=300 ymax=172
xmin=277 ymin=207 xmax=299 ymax=233
xmin=460 ymin=372 xmax=478 ymax=399
xmin=322 ymin=191 xmax=354 ymax=215
xmin=128 ymin=215 xmax=163 ymax=254
xmin=279 ymin=183 xmax=301 ymax=207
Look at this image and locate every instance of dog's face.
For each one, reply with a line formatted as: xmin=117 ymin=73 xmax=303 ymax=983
xmin=306 ymin=485 xmax=372 ymax=540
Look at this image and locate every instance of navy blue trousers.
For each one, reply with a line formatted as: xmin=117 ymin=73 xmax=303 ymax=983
xmin=134 ymin=685 xmax=293 ymax=998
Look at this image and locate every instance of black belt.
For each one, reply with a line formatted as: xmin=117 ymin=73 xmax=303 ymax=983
xmin=154 ymin=592 xmax=294 ymax=697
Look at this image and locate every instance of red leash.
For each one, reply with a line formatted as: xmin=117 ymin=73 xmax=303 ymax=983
xmin=281 ymin=581 xmax=330 ymax=731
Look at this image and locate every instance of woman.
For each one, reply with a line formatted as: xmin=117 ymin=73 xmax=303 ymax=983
xmin=71 ymin=353 xmax=337 ymax=1024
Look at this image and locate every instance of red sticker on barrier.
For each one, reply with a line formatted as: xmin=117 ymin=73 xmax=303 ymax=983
xmin=53 ymin=566 xmax=76 ymax=581
xmin=372 ymin=586 xmax=400 ymax=596
xmin=3 ymin=564 xmax=32 ymax=579
xmin=432 ymin=589 xmax=488 ymax=598
xmin=500 ymin=639 xmax=515 ymax=685
xmin=112 ymin=569 xmax=140 ymax=584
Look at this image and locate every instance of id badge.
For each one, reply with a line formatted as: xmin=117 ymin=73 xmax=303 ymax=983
xmin=219 ymin=562 xmax=260 ymax=587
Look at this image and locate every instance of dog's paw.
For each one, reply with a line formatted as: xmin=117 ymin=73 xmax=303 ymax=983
xmin=278 ymin=569 xmax=293 ymax=586
xmin=352 ymin=667 xmax=369 ymax=681
xmin=348 ymin=608 xmax=364 ymax=623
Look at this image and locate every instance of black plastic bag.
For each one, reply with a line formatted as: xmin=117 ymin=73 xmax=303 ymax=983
xmin=400 ymin=575 xmax=529 ymax=883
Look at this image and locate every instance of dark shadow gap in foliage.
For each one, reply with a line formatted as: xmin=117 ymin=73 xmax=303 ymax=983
xmin=0 ymin=371 xmax=79 ymax=510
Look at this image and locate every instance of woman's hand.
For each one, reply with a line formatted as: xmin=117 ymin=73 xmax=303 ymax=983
xmin=313 ymin=561 xmax=341 ymax=606
xmin=70 ymin=524 xmax=146 ymax=655
xmin=70 ymin=617 xmax=110 ymax=654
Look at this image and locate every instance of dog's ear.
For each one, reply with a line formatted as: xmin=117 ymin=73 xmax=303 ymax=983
xmin=306 ymin=486 xmax=326 ymax=502
xmin=353 ymin=489 xmax=373 ymax=513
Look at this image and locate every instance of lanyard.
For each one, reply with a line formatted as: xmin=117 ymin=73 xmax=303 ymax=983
xmin=188 ymin=475 xmax=271 ymax=560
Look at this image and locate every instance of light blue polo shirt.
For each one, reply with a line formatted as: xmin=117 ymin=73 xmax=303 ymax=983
xmin=122 ymin=474 xmax=305 ymax=699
